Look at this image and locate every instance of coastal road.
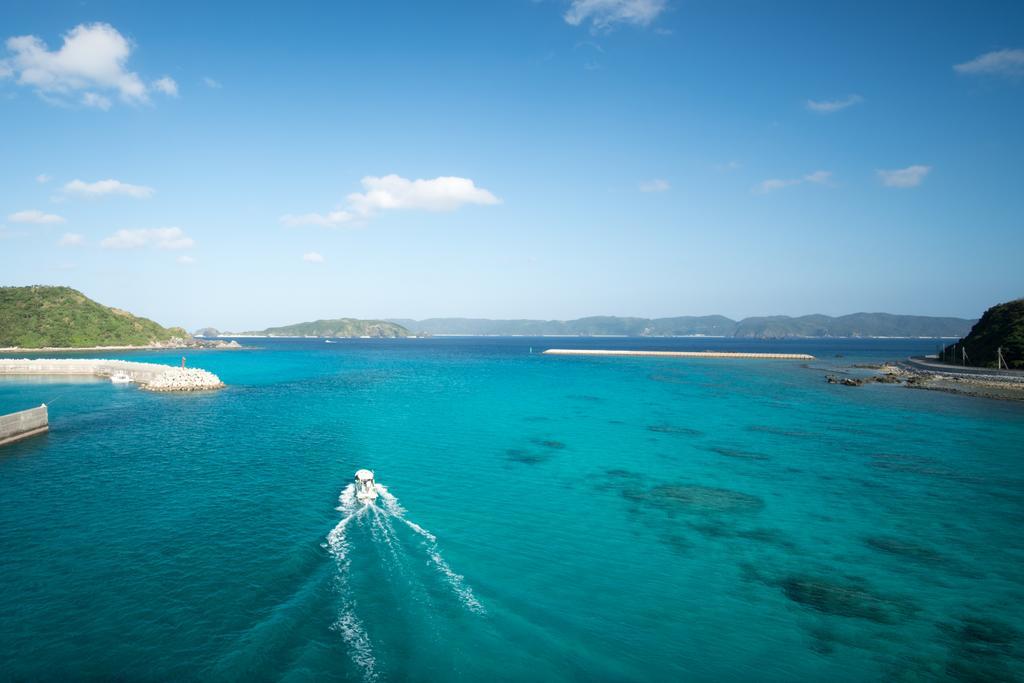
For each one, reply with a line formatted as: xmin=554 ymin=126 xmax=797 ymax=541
xmin=904 ymin=357 xmax=1024 ymax=382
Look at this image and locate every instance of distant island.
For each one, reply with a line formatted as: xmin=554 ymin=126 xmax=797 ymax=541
xmin=213 ymin=318 xmax=410 ymax=339
xmin=0 ymin=286 xmax=189 ymax=349
xmin=940 ymin=299 xmax=1023 ymax=368
xmin=385 ymin=313 xmax=975 ymax=339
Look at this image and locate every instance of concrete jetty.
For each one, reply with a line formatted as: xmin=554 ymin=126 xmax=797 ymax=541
xmin=0 ymin=359 xmax=224 ymax=391
xmin=0 ymin=404 xmax=48 ymax=447
xmin=542 ymin=349 xmax=815 ymax=360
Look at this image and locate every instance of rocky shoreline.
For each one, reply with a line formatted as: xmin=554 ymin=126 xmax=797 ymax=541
xmin=826 ymin=363 xmax=1024 ymax=402
xmin=0 ymin=359 xmax=225 ymax=392
xmin=0 ymin=339 xmax=242 ymax=353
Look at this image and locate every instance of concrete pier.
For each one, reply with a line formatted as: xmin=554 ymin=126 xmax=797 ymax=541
xmin=0 ymin=359 xmax=224 ymax=391
xmin=542 ymin=349 xmax=815 ymax=360
xmin=0 ymin=404 xmax=48 ymax=447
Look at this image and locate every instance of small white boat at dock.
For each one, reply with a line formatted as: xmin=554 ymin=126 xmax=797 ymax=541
xmin=109 ymin=371 xmax=132 ymax=384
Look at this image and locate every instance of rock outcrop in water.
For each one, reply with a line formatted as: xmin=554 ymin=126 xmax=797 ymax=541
xmin=143 ymin=367 xmax=225 ymax=392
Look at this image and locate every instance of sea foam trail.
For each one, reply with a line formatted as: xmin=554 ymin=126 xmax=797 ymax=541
xmin=325 ymin=478 xmax=484 ymax=680
xmin=326 ymin=487 xmax=377 ymax=682
xmin=374 ymin=483 xmax=485 ymax=615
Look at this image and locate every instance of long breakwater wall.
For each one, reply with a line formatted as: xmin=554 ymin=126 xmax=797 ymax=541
xmin=542 ymin=349 xmax=815 ymax=360
xmin=0 ymin=404 xmax=48 ymax=447
xmin=0 ymin=359 xmax=224 ymax=391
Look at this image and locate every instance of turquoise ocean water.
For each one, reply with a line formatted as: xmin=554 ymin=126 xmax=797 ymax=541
xmin=1 ymin=338 xmax=1022 ymax=681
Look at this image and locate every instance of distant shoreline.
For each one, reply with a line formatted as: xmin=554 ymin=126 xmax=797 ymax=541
xmin=0 ymin=340 xmax=242 ymax=353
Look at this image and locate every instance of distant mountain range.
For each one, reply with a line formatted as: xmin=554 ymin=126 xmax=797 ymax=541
xmin=208 ymin=318 xmax=409 ymax=338
xmin=388 ymin=313 xmax=975 ymax=339
xmin=195 ymin=312 xmax=976 ymax=340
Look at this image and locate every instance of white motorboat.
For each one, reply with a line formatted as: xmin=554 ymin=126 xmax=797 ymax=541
xmin=109 ymin=372 xmax=132 ymax=384
xmin=354 ymin=469 xmax=378 ymax=502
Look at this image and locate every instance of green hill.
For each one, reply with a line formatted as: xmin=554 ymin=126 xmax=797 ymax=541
xmin=391 ymin=316 xmax=736 ymax=336
xmin=732 ymin=313 xmax=974 ymax=339
xmin=246 ymin=318 xmax=409 ymax=338
xmin=392 ymin=313 xmax=973 ymax=338
xmin=942 ymin=299 xmax=1024 ymax=368
xmin=0 ymin=286 xmax=187 ymax=348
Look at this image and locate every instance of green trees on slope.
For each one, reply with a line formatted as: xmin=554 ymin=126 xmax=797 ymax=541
xmin=942 ymin=299 xmax=1024 ymax=369
xmin=0 ymin=286 xmax=183 ymax=348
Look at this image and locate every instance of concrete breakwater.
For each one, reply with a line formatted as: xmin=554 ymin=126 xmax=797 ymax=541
xmin=542 ymin=349 xmax=815 ymax=360
xmin=0 ymin=404 xmax=48 ymax=447
xmin=0 ymin=359 xmax=224 ymax=391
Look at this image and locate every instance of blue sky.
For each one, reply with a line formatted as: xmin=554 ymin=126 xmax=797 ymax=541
xmin=1 ymin=0 xmax=1021 ymax=329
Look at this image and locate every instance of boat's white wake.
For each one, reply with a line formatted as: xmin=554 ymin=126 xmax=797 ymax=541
xmin=327 ymin=484 xmax=377 ymax=681
xmin=375 ymin=483 xmax=485 ymax=614
xmin=325 ymin=479 xmax=484 ymax=680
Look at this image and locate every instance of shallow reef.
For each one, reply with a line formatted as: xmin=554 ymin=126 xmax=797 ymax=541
xmin=531 ymin=438 xmax=567 ymax=450
xmin=747 ymin=424 xmax=813 ymax=438
xmin=864 ymin=536 xmax=945 ymax=565
xmin=778 ymin=575 xmax=915 ymax=624
xmin=647 ymin=424 xmax=704 ymax=437
xmin=505 ymin=448 xmax=550 ymax=465
xmin=938 ymin=615 xmax=1023 ymax=682
xmin=624 ymin=483 xmax=764 ymax=514
xmin=704 ymin=445 xmax=771 ymax=461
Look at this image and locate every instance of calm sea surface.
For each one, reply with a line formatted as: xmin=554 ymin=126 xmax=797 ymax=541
xmin=1 ymin=338 xmax=1022 ymax=681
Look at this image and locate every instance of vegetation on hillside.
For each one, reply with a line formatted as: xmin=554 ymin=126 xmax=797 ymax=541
xmin=732 ymin=313 xmax=975 ymax=339
xmin=0 ymin=286 xmax=186 ymax=348
xmin=247 ymin=318 xmax=409 ymax=338
xmin=391 ymin=313 xmax=975 ymax=338
xmin=942 ymin=299 xmax=1024 ymax=368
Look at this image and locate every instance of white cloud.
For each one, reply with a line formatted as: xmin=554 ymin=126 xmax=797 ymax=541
xmin=638 ymin=178 xmax=670 ymax=192
xmin=100 ymin=227 xmax=194 ymax=250
xmin=36 ymin=173 xmax=51 ymax=183
xmin=348 ymin=175 xmax=500 ymax=214
xmin=8 ymin=209 xmax=65 ymax=224
xmin=714 ymin=161 xmax=742 ymax=172
xmin=152 ymin=76 xmax=178 ymax=97
xmin=64 ymin=178 xmax=154 ymax=199
xmin=302 ymin=251 xmax=325 ymax=263
xmin=954 ymin=49 xmax=1024 ymax=77
xmin=202 ymin=76 xmax=221 ymax=89
xmin=877 ymin=165 xmax=931 ymax=188
xmin=283 ymin=174 xmax=500 ymax=228
xmin=0 ymin=23 xmax=159 ymax=108
xmin=280 ymin=210 xmax=355 ymax=228
xmin=755 ymin=170 xmax=832 ymax=194
xmin=81 ymin=92 xmax=111 ymax=109
xmin=58 ymin=232 xmax=84 ymax=246
xmin=755 ymin=178 xmax=800 ymax=193
xmin=176 ymin=255 xmax=196 ymax=265
xmin=806 ymin=94 xmax=863 ymax=113
xmin=564 ymin=0 xmax=667 ymax=30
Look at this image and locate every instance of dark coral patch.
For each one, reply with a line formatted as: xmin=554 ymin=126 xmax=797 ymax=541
xmin=505 ymin=449 xmax=549 ymax=465
xmin=779 ymin=575 xmax=913 ymax=624
xmin=636 ymin=484 xmax=764 ymax=513
xmin=531 ymin=438 xmax=567 ymax=450
xmin=648 ymin=424 xmax=704 ymax=437
xmin=864 ymin=536 xmax=944 ymax=565
xmin=747 ymin=425 xmax=812 ymax=438
xmin=705 ymin=446 xmax=770 ymax=461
